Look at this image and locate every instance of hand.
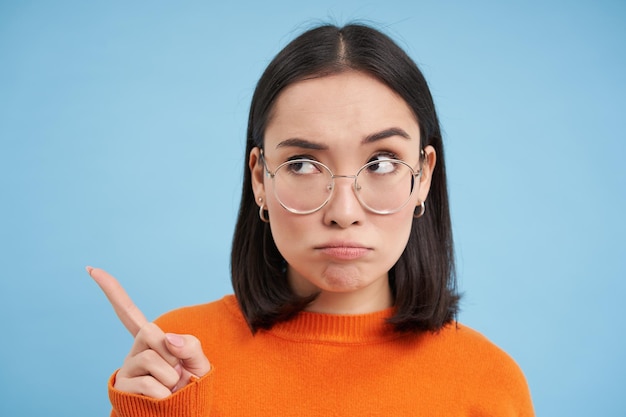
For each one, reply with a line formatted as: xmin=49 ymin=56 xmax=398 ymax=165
xmin=87 ymin=266 xmax=211 ymax=399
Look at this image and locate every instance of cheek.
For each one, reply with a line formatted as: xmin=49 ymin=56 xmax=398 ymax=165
xmin=384 ymin=207 xmax=415 ymax=252
xmin=266 ymin=202 xmax=311 ymax=253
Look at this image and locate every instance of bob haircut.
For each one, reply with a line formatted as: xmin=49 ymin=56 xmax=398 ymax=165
xmin=231 ymin=23 xmax=460 ymax=333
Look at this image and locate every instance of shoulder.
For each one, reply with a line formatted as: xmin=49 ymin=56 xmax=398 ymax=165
xmin=438 ymin=323 xmax=517 ymax=358
xmin=423 ymin=322 xmax=534 ymax=413
xmin=431 ymin=322 xmax=527 ymax=377
xmin=153 ymin=295 xmax=248 ymax=336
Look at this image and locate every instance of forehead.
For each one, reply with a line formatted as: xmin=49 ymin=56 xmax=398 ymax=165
xmin=265 ymin=71 xmax=420 ymax=149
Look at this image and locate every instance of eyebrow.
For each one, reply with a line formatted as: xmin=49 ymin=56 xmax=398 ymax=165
xmin=362 ymin=127 xmax=411 ymax=144
xmin=275 ymin=127 xmax=412 ymax=150
xmin=275 ymin=137 xmax=328 ymax=150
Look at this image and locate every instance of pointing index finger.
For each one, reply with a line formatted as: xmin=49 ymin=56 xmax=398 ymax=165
xmin=87 ymin=266 xmax=148 ymax=337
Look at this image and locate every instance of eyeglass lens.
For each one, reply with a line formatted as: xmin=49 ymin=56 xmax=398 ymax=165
xmin=271 ymin=159 xmax=416 ymax=214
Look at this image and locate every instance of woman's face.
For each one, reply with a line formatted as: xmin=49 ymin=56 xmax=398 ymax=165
xmin=250 ymin=71 xmax=436 ymax=314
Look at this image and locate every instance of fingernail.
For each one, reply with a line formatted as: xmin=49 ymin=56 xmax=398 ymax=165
xmin=166 ymin=333 xmax=184 ymax=347
xmin=85 ymin=266 xmax=94 ymax=275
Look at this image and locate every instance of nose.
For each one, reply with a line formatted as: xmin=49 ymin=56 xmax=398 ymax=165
xmin=322 ymin=175 xmax=365 ymax=228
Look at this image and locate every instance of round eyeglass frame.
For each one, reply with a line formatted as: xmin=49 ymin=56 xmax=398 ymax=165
xmin=260 ymin=149 xmax=425 ymax=215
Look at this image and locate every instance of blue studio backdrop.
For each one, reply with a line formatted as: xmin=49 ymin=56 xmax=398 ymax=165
xmin=1 ymin=1 xmax=624 ymax=415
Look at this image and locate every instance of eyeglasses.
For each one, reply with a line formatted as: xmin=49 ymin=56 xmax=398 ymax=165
xmin=261 ymin=150 xmax=425 ymax=215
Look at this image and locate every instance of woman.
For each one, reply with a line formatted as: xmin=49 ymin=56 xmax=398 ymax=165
xmin=89 ymin=23 xmax=534 ymax=416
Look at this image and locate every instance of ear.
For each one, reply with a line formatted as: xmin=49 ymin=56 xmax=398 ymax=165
xmin=249 ymin=147 xmax=266 ymax=205
xmin=416 ymin=145 xmax=437 ymax=203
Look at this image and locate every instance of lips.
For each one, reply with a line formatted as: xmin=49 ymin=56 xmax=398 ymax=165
xmin=316 ymin=243 xmax=371 ymax=260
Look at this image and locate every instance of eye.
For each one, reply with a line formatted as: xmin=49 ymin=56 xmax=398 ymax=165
xmin=284 ymin=159 xmax=322 ymax=175
xmin=366 ymin=154 xmax=398 ymax=175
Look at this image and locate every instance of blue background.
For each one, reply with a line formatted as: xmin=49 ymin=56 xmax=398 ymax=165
xmin=1 ymin=1 xmax=624 ymax=415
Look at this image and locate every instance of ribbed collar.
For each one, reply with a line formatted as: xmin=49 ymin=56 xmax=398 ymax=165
xmin=223 ymin=295 xmax=400 ymax=344
xmin=267 ymin=306 xmax=400 ymax=345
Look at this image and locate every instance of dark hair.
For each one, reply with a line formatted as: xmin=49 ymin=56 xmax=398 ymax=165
xmin=231 ymin=23 xmax=459 ymax=333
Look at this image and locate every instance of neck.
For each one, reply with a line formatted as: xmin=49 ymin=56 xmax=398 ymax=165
xmin=304 ymin=280 xmax=393 ymax=315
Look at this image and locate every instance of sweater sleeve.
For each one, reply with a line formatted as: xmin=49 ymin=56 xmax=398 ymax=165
xmin=107 ymin=368 xmax=214 ymax=417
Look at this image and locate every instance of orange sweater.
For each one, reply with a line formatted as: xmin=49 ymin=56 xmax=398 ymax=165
xmin=108 ymin=295 xmax=534 ymax=416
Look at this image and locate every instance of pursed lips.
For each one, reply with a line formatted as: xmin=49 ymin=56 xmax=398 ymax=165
xmin=315 ymin=242 xmax=371 ymax=260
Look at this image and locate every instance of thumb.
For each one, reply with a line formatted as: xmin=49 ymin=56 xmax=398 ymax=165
xmin=165 ymin=333 xmax=211 ymax=378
